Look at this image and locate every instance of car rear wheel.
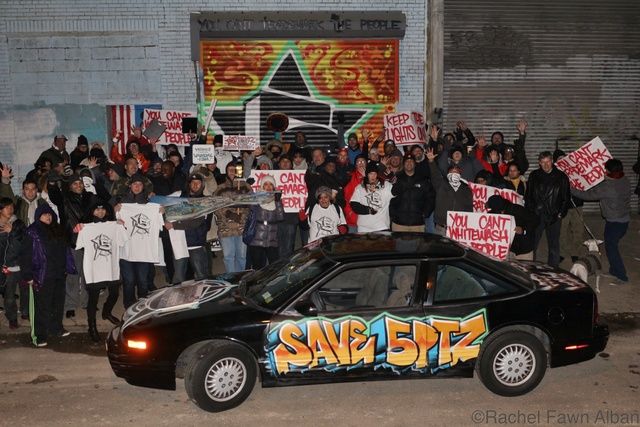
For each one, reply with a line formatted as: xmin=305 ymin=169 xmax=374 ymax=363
xmin=477 ymin=331 xmax=547 ymax=396
xmin=184 ymin=341 xmax=257 ymax=412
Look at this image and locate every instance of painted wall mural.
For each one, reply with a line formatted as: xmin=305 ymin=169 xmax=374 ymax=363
xmin=265 ymin=310 xmax=488 ymax=376
xmin=199 ymin=40 xmax=399 ymax=146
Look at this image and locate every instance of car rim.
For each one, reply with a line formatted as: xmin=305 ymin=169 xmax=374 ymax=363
xmin=492 ymin=343 xmax=536 ymax=387
xmin=204 ymin=357 xmax=247 ymax=402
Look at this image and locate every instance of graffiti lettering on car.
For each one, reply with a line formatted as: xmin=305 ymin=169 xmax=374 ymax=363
xmin=265 ymin=309 xmax=488 ymax=375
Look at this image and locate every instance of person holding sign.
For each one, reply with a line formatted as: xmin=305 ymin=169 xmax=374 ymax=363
xmin=427 ymin=148 xmax=473 ymax=236
xmin=525 ymin=151 xmax=571 ymax=268
xmin=349 ymin=161 xmax=395 ymax=232
xmin=570 ymin=159 xmax=631 ymax=285
xmin=486 ymin=195 xmax=539 ymax=260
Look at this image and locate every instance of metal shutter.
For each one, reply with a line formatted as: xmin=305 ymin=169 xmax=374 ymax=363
xmin=443 ymin=0 xmax=640 ymax=210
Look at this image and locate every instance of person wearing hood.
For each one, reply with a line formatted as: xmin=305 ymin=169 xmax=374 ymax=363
xmin=214 ymin=162 xmax=252 ymax=273
xmin=266 ymin=139 xmax=284 ymax=165
xmin=486 ymin=195 xmax=539 ymax=260
xmin=22 ymin=204 xmax=76 ymax=347
xmin=166 ymin=174 xmax=213 ymax=283
xmin=349 ymin=161 xmax=395 ymax=232
xmin=427 ymin=148 xmax=473 ymax=236
xmin=438 ymin=143 xmax=484 ymax=183
xmin=70 ymin=135 xmax=90 ymax=170
xmin=246 ymin=175 xmax=284 ymax=269
xmin=75 ymin=202 xmax=123 ymax=342
xmin=570 ymin=158 xmax=631 ymax=285
xmin=0 ymin=197 xmax=27 ymax=329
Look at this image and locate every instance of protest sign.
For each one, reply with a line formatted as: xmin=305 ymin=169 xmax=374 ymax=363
xmin=143 ymin=109 xmax=196 ymax=145
xmin=555 ymin=136 xmax=613 ymax=190
xmin=143 ymin=119 xmax=166 ymax=142
xmin=192 ymin=145 xmax=217 ymax=164
xmin=215 ymin=148 xmax=234 ymax=171
xmin=249 ymin=170 xmax=307 ymax=213
xmin=467 ymin=182 xmax=524 ymax=212
xmin=223 ymin=135 xmax=259 ymax=151
xmin=446 ymin=211 xmax=516 ymax=260
xmin=383 ymin=112 xmax=427 ymax=146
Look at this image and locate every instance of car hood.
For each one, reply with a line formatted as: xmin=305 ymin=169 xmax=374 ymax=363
xmin=507 ymin=261 xmax=589 ymax=291
xmin=121 ymin=278 xmax=262 ymax=331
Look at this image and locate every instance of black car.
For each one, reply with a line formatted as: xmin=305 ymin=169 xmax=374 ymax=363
xmin=107 ymin=233 xmax=608 ymax=412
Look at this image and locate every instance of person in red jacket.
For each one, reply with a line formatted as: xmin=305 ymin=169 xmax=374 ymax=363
xmin=475 ymin=137 xmax=508 ymax=181
xmin=343 ymin=154 xmax=367 ymax=233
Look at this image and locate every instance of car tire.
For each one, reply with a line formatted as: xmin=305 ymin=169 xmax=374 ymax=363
xmin=477 ymin=331 xmax=547 ymax=396
xmin=184 ymin=341 xmax=257 ymax=412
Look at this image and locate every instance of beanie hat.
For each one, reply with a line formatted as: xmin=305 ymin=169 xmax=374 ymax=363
xmin=486 ymin=195 xmax=507 ymax=213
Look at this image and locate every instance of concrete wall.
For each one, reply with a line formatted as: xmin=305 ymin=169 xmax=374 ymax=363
xmin=0 ymin=1 xmax=427 ymax=183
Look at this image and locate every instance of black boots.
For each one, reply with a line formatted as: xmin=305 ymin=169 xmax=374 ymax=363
xmin=101 ymin=311 xmax=119 ymax=325
xmin=88 ymin=318 xmax=100 ymax=342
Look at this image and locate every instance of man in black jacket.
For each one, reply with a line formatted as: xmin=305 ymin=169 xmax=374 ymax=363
xmin=525 ymin=151 xmax=570 ymax=267
xmin=486 ymin=195 xmax=539 ymax=260
xmin=391 ymin=154 xmax=435 ymax=232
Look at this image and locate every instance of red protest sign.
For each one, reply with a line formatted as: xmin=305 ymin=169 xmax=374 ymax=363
xmin=383 ymin=111 xmax=427 ymax=146
xmin=467 ymin=182 xmax=524 ymax=212
xmin=249 ymin=170 xmax=307 ymax=213
xmin=555 ymin=137 xmax=613 ymax=190
xmin=143 ymin=109 xmax=196 ymax=145
xmin=446 ymin=211 xmax=516 ymax=260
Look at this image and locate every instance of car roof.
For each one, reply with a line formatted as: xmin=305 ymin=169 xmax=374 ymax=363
xmin=318 ymin=232 xmax=467 ymax=262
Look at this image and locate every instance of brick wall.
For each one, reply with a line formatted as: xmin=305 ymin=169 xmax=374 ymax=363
xmin=0 ymin=1 xmax=427 ymax=181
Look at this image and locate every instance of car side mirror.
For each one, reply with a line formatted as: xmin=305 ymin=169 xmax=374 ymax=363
xmin=295 ymin=300 xmax=318 ymax=316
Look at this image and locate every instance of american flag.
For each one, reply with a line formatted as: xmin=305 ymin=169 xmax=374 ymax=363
xmin=107 ymin=104 xmax=162 ymax=157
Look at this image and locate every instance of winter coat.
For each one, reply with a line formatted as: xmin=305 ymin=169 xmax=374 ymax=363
xmin=429 ymin=161 xmax=473 ymax=226
xmin=214 ymin=180 xmax=252 ymax=238
xmin=437 ymin=148 xmax=484 ymax=183
xmin=249 ymin=203 xmax=284 ymax=248
xmin=502 ymin=203 xmax=539 ymax=255
xmin=343 ymin=169 xmax=364 ymax=227
xmin=504 ymin=177 xmax=526 ymax=197
xmin=524 ymin=167 xmax=571 ymax=224
xmin=391 ymin=171 xmax=435 ymax=226
xmin=63 ymin=190 xmax=94 ymax=245
xmin=571 ymin=175 xmax=631 ymax=222
xmin=22 ymin=205 xmax=76 ymax=290
xmin=0 ymin=216 xmax=26 ymax=268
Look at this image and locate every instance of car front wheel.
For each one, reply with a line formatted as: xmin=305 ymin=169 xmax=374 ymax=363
xmin=184 ymin=341 xmax=257 ymax=412
xmin=477 ymin=331 xmax=547 ymax=396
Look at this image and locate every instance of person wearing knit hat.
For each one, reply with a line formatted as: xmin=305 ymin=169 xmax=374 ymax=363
xmin=256 ymin=155 xmax=273 ymax=170
xmin=245 ymin=174 xmax=284 ymax=270
xmin=438 ymin=142 xmax=484 ymax=183
xmin=349 ymin=159 xmax=395 ymax=232
xmin=299 ymin=185 xmax=347 ymax=243
xmin=70 ymin=135 xmax=90 ymax=169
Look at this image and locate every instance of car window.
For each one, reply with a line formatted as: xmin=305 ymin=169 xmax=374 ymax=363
xmin=433 ymin=262 xmax=520 ymax=303
xmin=316 ymin=265 xmax=417 ymax=312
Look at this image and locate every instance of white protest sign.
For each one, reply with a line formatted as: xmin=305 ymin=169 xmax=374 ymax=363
xmin=467 ymin=182 xmax=524 ymax=213
xmin=383 ymin=111 xmax=427 ymax=146
xmin=249 ymin=170 xmax=307 ymax=213
xmin=446 ymin=211 xmax=516 ymax=261
xmin=143 ymin=109 xmax=196 ymax=145
xmin=192 ymin=145 xmax=217 ymax=164
xmin=223 ymin=135 xmax=259 ymax=151
xmin=555 ymin=137 xmax=613 ymax=190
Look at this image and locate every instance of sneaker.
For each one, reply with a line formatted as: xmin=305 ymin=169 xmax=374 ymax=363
xmin=9 ymin=320 xmax=18 ymax=329
xmin=65 ymin=310 xmax=75 ymax=319
xmin=608 ymin=278 xmax=628 ymax=286
xmin=34 ymin=340 xmax=48 ymax=348
xmin=55 ymin=329 xmax=71 ymax=337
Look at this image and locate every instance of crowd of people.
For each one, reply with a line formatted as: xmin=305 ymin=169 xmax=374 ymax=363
xmin=0 ymin=119 xmax=634 ymax=346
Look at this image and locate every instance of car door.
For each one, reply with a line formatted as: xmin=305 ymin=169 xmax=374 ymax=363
xmin=264 ymin=259 xmax=429 ymax=383
xmin=421 ymin=258 xmax=524 ymax=375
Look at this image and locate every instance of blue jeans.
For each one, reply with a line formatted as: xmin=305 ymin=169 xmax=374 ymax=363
xmin=278 ymin=223 xmax=297 ymax=258
xmin=534 ymin=218 xmax=562 ymax=268
xmin=219 ymin=236 xmax=247 ymax=273
xmin=604 ymin=221 xmax=628 ymax=281
xmin=425 ymin=212 xmax=435 ymax=234
xmin=173 ymin=247 xmax=210 ymax=283
xmin=120 ymin=260 xmax=152 ymax=308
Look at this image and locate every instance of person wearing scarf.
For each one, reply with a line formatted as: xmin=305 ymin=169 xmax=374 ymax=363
xmin=570 ymin=159 xmax=631 ymax=285
xmin=245 ymin=176 xmax=284 ymax=270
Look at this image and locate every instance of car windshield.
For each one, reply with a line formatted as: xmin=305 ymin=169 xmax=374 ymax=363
xmin=242 ymin=246 xmax=335 ymax=310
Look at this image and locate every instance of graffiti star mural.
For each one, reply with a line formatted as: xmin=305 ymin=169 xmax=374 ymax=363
xmin=200 ymin=40 xmax=399 ymax=147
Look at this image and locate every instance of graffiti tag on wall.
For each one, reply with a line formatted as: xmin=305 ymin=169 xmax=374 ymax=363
xmin=266 ymin=310 xmax=488 ymax=375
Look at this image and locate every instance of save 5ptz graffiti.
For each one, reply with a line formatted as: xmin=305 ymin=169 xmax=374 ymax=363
xmin=266 ymin=309 xmax=488 ymax=375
